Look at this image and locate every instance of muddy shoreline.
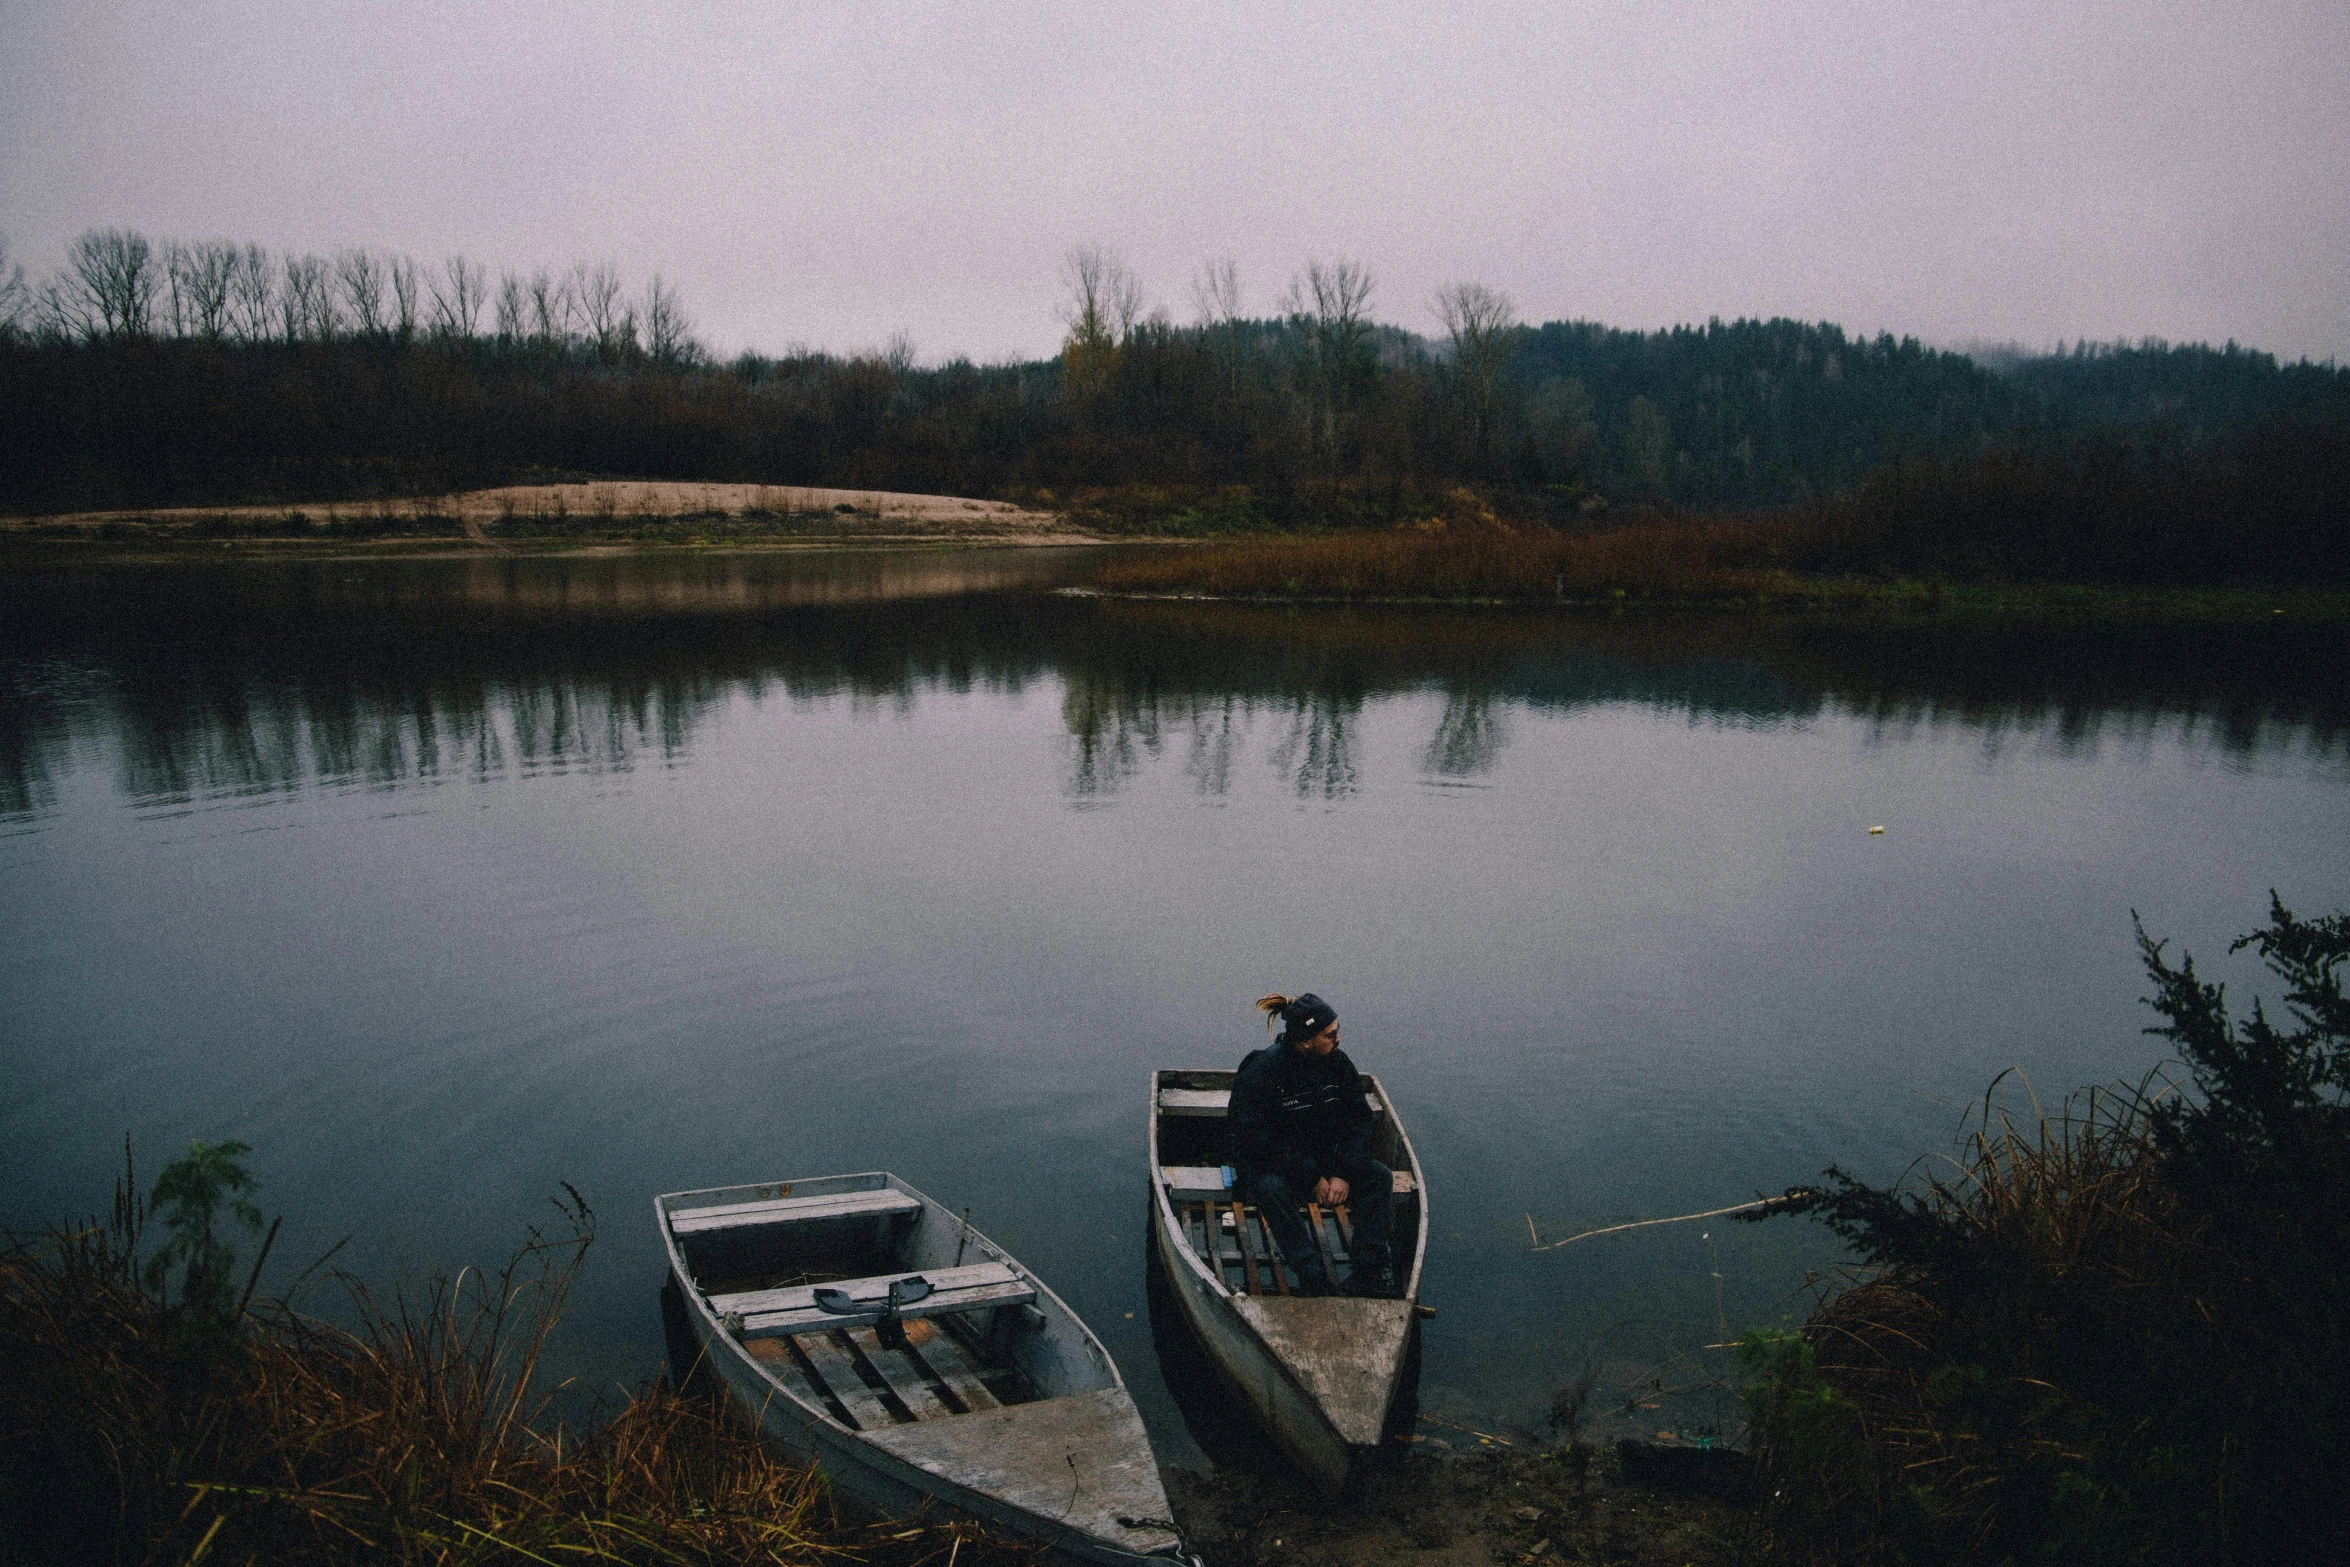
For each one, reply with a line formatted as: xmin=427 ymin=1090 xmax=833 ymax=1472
xmin=1156 ymin=1441 xmax=1753 ymax=1567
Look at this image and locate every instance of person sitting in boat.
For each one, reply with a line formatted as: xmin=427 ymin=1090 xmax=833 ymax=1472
xmin=1232 ymin=992 xmax=1396 ymax=1297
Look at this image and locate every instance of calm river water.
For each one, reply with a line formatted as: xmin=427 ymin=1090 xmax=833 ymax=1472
xmin=4 ymin=549 xmax=2346 ymax=1466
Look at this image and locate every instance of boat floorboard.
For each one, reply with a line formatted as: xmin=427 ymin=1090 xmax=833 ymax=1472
xmin=744 ymin=1335 xmax=846 ymax=1423
xmin=909 ymin=1325 xmax=1005 ymax=1412
xmin=739 ymin=1309 xmax=1018 ymax=1428
xmin=846 ymin=1327 xmax=961 ymax=1419
xmin=793 ymin=1330 xmax=905 ymax=1430
xmin=1181 ymin=1199 xmax=1352 ymax=1295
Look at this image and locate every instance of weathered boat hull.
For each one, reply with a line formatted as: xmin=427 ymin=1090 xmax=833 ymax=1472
xmin=660 ymin=1173 xmax=1184 ymax=1565
xmin=1148 ymin=1071 xmax=1428 ymax=1497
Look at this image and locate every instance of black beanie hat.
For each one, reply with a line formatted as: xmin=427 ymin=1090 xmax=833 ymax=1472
xmin=1279 ymin=993 xmax=1337 ymax=1046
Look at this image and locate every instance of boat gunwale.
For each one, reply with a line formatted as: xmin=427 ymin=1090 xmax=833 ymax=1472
xmin=655 ymin=1171 xmax=1134 ymax=1418
xmin=654 ymin=1172 xmax=1184 ymax=1564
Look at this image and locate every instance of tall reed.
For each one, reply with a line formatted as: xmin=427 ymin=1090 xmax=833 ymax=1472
xmin=1747 ymin=1075 xmax=2182 ymax=1562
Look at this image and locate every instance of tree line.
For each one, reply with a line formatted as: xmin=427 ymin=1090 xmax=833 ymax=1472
xmin=0 ymin=229 xmax=694 ymax=366
xmin=3 ymin=228 xmax=2345 ymax=529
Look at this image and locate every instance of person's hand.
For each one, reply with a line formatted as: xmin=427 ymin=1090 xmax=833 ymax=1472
xmin=1315 ymin=1176 xmax=1350 ymax=1207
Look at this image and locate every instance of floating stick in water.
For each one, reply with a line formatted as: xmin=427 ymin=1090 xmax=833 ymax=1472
xmin=1527 ymin=1189 xmax=1815 ymax=1251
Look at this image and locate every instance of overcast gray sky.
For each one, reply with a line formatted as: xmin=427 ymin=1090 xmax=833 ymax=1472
xmin=4 ymin=0 xmax=2346 ymax=363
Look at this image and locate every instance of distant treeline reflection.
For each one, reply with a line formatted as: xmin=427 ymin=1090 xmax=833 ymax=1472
xmin=2 ymin=566 xmax=2342 ymax=816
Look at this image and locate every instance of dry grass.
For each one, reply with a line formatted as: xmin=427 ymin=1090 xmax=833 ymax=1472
xmin=0 ymin=1173 xmax=1037 ymax=1567
xmin=1737 ymin=1069 xmax=2318 ymax=1564
xmin=1749 ymin=901 xmax=2350 ymax=1565
xmin=1087 ymin=507 xmax=1845 ymax=604
xmin=1799 ymin=1079 xmax=2180 ymax=1541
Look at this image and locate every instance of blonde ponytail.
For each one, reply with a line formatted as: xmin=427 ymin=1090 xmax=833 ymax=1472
xmin=1254 ymin=993 xmax=1293 ymax=1034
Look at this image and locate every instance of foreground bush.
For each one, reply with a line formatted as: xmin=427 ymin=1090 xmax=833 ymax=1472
xmin=0 ymin=1160 xmax=1032 ymax=1566
xmin=1742 ymin=896 xmax=2349 ymax=1564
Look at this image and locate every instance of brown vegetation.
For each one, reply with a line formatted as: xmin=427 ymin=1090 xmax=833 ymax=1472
xmin=1740 ymin=899 xmax=2350 ymax=1565
xmin=1089 ymin=413 xmax=2350 ymax=603
xmin=1087 ymin=502 xmax=1827 ymax=603
xmin=0 ymin=1164 xmax=1036 ymax=1566
xmin=1752 ymin=1080 xmax=2178 ymax=1561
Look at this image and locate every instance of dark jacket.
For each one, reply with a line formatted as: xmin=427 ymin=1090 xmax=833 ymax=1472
xmin=1231 ymin=1040 xmax=1375 ymax=1190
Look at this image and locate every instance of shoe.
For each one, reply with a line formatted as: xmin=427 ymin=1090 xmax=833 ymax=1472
xmin=1343 ymin=1246 xmax=1397 ymax=1297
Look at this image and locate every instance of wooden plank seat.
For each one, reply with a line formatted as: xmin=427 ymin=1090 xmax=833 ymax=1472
xmin=668 ymin=1186 xmax=921 ymax=1235
xmin=1158 ymin=1088 xmax=1384 ymax=1117
xmin=713 ymin=1261 xmax=1036 ymax=1337
xmin=1161 ymin=1165 xmax=1234 ymax=1199
xmin=1164 ymin=1164 xmax=1419 ymax=1198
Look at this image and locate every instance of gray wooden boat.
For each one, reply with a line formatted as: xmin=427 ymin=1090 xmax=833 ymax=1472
xmin=1148 ymin=1069 xmax=1429 ymax=1497
xmin=657 ymin=1172 xmax=1188 ymax=1564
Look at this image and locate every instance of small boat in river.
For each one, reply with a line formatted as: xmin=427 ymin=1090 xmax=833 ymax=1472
xmin=1148 ymin=1069 xmax=1429 ymax=1496
xmin=657 ymin=1172 xmax=1187 ymax=1564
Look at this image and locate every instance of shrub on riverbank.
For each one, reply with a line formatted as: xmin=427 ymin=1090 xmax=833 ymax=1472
xmin=1087 ymin=418 xmax=2350 ymax=602
xmin=1740 ymin=897 xmax=2350 ymax=1564
xmin=0 ymin=1155 xmax=1031 ymax=1566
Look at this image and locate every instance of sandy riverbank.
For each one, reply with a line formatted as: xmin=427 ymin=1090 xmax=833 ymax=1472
xmin=2 ymin=481 xmax=1093 ymax=550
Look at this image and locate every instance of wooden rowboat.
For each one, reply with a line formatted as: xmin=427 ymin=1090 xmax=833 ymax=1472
xmin=1148 ymin=1069 xmax=1429 ymax=1496
xmin=657 ymin=1172 xmax=1188 ymax=1564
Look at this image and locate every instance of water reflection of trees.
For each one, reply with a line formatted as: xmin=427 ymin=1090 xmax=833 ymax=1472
xmin=1268 ymin=698 xmax=1363 ymax=800
xmin=0 ymin=565 xmax=1061 ymax=813
xmin=97 ymin=667 xmax=722 ymax=804
xmin=1424 ymin=690 xmax=1509 ymax=778
xmin=3 ymin=563 xmax=2344 ymax=819
xmin=1047 ymin=601 xmax=2350 ymax=800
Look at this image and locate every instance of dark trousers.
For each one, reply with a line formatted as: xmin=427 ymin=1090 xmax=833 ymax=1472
xmin=1245 ymin=1154 xmax=1393 ymax=1285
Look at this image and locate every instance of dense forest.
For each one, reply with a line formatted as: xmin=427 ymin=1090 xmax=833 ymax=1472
xmin=3 ymin=228 xmax=2345 ymax=570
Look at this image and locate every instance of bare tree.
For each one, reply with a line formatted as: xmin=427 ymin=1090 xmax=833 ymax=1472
xmin=1061 ymin=243 xmax=1143 ymax=349
xmin=280 ymin=252 xmax=338 ymax=340
xmin=528 ymin=268 xmax=573 ymax=345
xmin=641 ymin=273 xmax=693 ymax=365
xmin=1285 ymin=258 xmax=1375 ymax=348
xmin=336 ymin=249 xmax=389 ymax=336
xmin=162 ymin=241 xmax=194 ymax=337
xmin=228 ymin=245 xmax=276 ymax=341
xmin=1058 ymin=243 xmax=1142 ymax=397
xmin=1192 ymin=256 xmax=1246 ymax=395
xmin=1190 ymin=256 xmax=1240 ymax=326
xmin=388 ymin=254 xmax=420 ymax=339
xmin=0 ymin=236 xmax=29 ymax=339
xmin=1281 ymin=258 xmax=1376 ymax=465
xmin=430 ymin=254 xmax=487 ymax=338
xmin=1434 ymin=281 xmax=1520 ymax=476
xmin=495 ymin=272 xmax=526 ymax=343
xmin=65 ymin=227 xmax=159 ymax=337
xmin=33 ymin=274 xmax=91 ymax=339
xmin=573 ymin=262 xmax=631 ymax=359
xmin=167 ymin=240 xmax=239 ymax=338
